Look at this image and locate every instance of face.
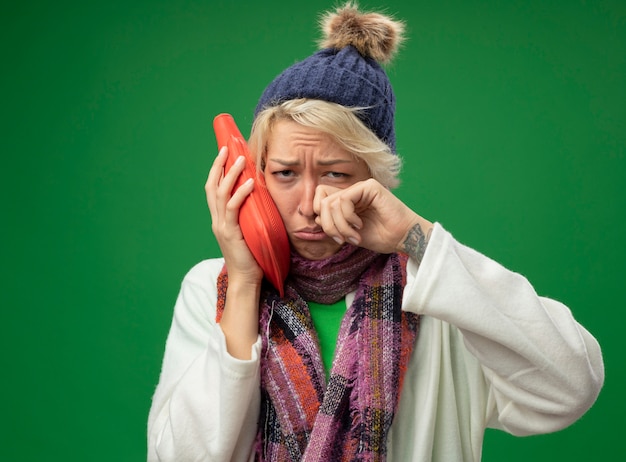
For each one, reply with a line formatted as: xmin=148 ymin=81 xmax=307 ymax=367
xmin=263 ymin=119 xmax=371 ymax=260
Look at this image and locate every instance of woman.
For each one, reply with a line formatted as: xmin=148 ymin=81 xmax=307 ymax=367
xmin=148 ymin=3 xmax=603 ymax=461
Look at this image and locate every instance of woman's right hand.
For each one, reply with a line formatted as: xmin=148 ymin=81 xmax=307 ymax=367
xmin=205 ymin=147 xmax=263 ymax=285
xmin=205 ymin=147 xmax=264 ymax=359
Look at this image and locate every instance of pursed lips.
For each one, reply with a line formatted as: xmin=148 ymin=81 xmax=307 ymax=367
xmin=292 ymin=226 xmax=328 ymax=241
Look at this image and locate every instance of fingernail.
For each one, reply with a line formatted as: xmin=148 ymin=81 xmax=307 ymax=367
xmin=333 ymin=236 xmax=344 ymax=245
xmin=348 ymin=237 xmax=359 ymax=245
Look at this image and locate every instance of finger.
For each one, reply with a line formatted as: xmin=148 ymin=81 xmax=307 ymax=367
xmin=316 ymin=185 xmax=365 ymax=241
xmin=338 ymin=195 xmax=363 ymax=235
xmin=328 ymin=195 xmax=362 ymax=245
xmin=313 ymin=184 xmax=337 ymax=217
xmin=215 ymin=178 xmax=253 ymax=241
xmin=315 ymin=190 xmax=339 ymax=240
xmin=206 ymin=146 xmax=228 ymax=190
xmin=316 ymin=192 xmax=350 ymax=245
xmin=225 ymin=177 xmax=254 ymax=222
xmin=314 ymin=185 xmax=343 ymax=241
xmin=214 ymin=155 xmax=246 ymax=217
xmin=206 ymin=146 xmax=229 ymax=217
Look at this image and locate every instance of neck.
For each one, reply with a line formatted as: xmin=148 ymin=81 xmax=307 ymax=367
xmin=286 ymin=244 xmax=382 ymax=303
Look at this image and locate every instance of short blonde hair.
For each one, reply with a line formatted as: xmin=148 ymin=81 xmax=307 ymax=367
xmin=249 ymin=99 xmax=402 ymax=189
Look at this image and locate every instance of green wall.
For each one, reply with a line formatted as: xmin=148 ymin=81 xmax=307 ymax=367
xmin=2 ymin=1 xmax=624 ymax=460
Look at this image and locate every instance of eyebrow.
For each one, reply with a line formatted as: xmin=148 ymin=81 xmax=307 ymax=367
xmin=266 ymin=158 xmax=353 ymax=167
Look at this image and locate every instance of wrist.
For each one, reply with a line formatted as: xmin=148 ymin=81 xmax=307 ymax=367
xmin=220 ymin=276 xmax=262 ymax=360
xmin=398 ymin=218 xmax=433 ymax=265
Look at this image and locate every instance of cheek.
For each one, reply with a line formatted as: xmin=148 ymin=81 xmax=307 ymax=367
xmin=265 ymin=179 xmax=295 ymax=220
xmin=270 ymin=193 xmax=294 ymax=219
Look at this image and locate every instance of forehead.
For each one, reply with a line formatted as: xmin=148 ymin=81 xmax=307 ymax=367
xmin=266 ymin=119 xmax=351 ymax=160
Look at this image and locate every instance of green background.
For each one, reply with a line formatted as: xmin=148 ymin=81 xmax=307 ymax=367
xmin=2 ymin=0 xmax=624 ymax=460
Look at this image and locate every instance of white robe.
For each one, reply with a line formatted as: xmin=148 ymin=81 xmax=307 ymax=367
xmin=147 ymin=223 xmax=604 ymax=461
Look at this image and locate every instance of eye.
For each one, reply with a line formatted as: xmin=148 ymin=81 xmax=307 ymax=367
xmin=325 ymin=171 xmax=349 ymax=179
xmin=272 ymin=169 xmax=295 ymax=178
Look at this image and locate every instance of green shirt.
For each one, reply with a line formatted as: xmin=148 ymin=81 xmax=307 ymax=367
xmin=307 ymin=299 xmax=347 ymax=379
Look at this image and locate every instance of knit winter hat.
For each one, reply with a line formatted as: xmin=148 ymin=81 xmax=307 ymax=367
xmin=254 ymin=2 xmax=405 ymax=152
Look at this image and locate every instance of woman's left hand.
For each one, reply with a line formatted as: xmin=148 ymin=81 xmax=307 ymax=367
xmin=313 ymin=178 xmax=433 ymax=255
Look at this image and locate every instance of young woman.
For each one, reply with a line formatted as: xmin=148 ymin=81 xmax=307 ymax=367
xmin=148 ymin=4 xmax=603 ymax=461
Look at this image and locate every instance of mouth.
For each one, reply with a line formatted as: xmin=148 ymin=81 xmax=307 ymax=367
xmin=292 ymin=227 xmax=328 ymax=241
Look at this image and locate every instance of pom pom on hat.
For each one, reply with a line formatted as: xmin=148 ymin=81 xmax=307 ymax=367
xmin=254 ymin=2 xmax=405 ymax=152
xmin=319 ymin=2 xmax=404 ymax=64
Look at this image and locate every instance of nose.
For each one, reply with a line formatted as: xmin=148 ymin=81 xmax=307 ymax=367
xmin=297 ymin=179 xmax=317 ymax=218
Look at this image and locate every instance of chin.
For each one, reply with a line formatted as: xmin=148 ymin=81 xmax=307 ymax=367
xmin=293 ymin=241 xmax=341 ymax=261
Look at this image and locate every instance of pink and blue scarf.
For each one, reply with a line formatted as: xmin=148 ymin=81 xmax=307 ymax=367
xmin=218 ymin=245 xmax=419 ymax=461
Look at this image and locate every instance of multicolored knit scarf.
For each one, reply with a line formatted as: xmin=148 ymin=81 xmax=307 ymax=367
xmin=216 ymin=245 xmax=419 ymax=461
